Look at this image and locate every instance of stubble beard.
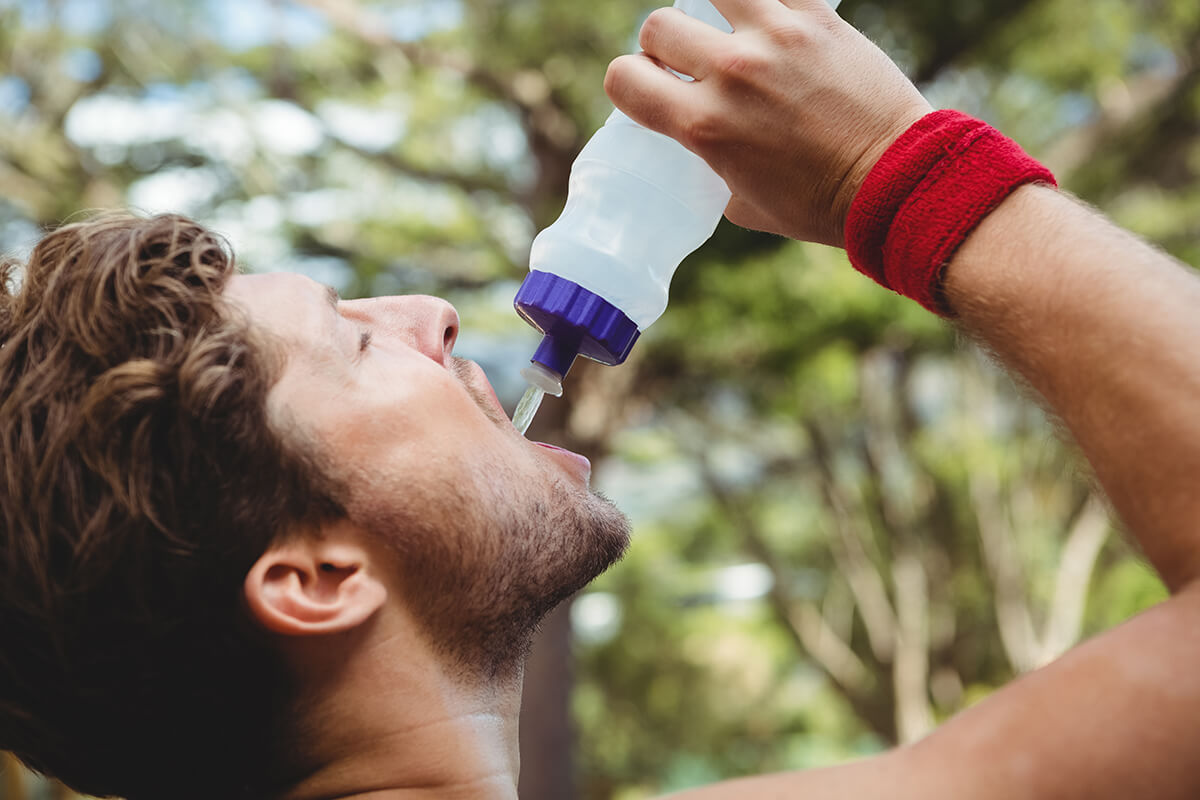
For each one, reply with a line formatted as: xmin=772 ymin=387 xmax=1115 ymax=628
xmin=353 ymin=450 xmax=630 ymax=681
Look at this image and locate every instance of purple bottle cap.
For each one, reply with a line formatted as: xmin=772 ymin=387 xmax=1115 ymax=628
xmin=514 ymin=271 xmax=641 ymax=379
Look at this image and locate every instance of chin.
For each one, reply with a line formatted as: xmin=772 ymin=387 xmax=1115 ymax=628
xmin=370 ymin=471 xmax=630 ymax=680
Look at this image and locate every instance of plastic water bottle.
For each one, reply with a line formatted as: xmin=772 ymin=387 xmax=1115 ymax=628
xmin=511 ymin=0 xmax=840 ymax=433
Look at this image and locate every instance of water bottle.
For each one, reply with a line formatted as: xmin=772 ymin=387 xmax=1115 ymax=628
xmin=511 ymin=0 xmax=841 ymax=429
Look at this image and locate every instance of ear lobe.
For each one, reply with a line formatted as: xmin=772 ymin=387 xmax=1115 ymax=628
xmin=244 ymin=540 xmax=387 ymax=637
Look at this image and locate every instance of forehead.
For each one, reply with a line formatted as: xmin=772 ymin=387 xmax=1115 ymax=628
xmin=225 ymin=272 xmax=333 ymax=346
xmin=224 ymin=272 xmax=353 ymax=401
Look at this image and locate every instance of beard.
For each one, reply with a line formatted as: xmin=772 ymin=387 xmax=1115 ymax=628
xmin=344 ymin=359 xmax=631 ymax=679
xmin=358 ymin=471 xmax=630 ymax=680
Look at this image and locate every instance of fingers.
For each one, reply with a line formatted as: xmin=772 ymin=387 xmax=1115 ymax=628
xmin=605 ymin=53 xmax=696 ymax=141
xmin=639 ymin=8 xmax=729 ymax=80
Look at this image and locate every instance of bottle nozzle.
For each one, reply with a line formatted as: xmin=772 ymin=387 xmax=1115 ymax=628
xmin=521 ymin=361 xmax=564 ymax=398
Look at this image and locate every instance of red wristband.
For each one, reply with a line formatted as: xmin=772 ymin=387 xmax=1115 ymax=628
xmin=845 ymin=110 xmax=1057 ymax=315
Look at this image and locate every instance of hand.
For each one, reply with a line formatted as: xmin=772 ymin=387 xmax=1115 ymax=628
xmin=604 ymin=0 xmax=932 ymax=247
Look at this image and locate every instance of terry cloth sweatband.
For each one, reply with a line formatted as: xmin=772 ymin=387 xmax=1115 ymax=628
xmin=844 ymin=109 xmax=1057 ymax=315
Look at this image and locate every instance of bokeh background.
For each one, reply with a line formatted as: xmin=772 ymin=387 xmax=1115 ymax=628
xmin=2 ymin=0 xmax=1198 ymax=797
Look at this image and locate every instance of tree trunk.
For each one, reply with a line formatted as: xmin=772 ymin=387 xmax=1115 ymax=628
xmin=518 ymin=601 xmax=575 ymax=800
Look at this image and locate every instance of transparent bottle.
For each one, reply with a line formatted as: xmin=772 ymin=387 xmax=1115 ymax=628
xmin=513 ymin=0 xmax=840 ymax=405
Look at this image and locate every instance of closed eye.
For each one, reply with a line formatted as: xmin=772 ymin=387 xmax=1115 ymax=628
xmin=358 ymin=329 xmax=373 ymax=352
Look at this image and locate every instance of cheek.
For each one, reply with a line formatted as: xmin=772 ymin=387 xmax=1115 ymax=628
xmin=345 ymin=430 xmax=537 ymax=540
xmin=301 ymin=355 xmax=526 ymax=489
xmin=331 ymin=394 xmax=515 ymax=489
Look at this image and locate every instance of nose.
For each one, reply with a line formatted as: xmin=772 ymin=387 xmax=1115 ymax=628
xmin=342 ymin=295 xmax=459 ymax=365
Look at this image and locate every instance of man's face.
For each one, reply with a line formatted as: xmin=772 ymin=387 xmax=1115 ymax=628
xmin=226 ymin=273 xmax=629 ymax=671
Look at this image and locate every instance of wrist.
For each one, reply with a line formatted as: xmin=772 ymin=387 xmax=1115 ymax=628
xmin=843 ymin=109 xmax=1057 ymax=315
xmin=831 ymin=106 xmax=932 ymax=244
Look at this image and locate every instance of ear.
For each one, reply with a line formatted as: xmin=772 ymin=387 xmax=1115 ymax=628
xmin=243 ymin=536 xmax=387 ymax=637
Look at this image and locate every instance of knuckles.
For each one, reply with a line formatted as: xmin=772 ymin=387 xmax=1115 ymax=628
xmin=704 ymin=16 xmax=825 ymax=88
xmin=765 ymin=17 xmax=819 ymax=52
xmin=677 ymin=107 xmax=730 ymax=154
xmin=709 ymin=42 xmax=771 ymax=86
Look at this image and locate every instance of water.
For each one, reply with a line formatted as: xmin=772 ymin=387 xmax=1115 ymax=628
xmin=512 ymin=384 xmax=546 ymax=436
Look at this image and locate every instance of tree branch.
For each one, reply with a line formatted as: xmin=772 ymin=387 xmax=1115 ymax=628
xmin=804 ymin=419 xmax=899 ymax=663
xmin=294 ymin=0 xmax=506 ymax=95
xmin=857 ymin=349 xmax=935 ymax=741
xmin=292 ymin=0 xmax=584 ymax=220
xmin=892 ymin=545 xmax=934 ymax=744
xmin=335 ymin=138 xmax=513 ymax=196
xmin=680 ymin=434 xmax=909 ymax=741
xmin=969 ymin=469 xmax=1041 ymax=673
xmin=0 ymin=159 xmax=57 ymax=219
xmin=1036 ymin=494 xmax=1110 ymax=665
xmin=1056 ymin=28 xmax=1200 ymax=195
xmin=293 ymin=0 xmax=574 ymax=133
xmin=694 ymin=450 xmax=871 ymax=693
xmin=790 ymin=601 xmax=873 ymax=693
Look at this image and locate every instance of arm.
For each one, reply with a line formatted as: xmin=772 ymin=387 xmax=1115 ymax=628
xmin=608 ymin=0 xmax=1200 ymax=593
xmin=658 ymin=189 xmax=1200 ymax=800
xmin=604 ymin=0 xmax=1200 ymax=796
xmin=946 ymin=184 xmax=1200 ymax=590
xmin=664 ymin=583 xmax=1200 ymax=800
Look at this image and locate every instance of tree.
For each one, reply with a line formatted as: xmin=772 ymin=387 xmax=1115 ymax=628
xmin=0 ymin=0 xmax=1195 ymax=797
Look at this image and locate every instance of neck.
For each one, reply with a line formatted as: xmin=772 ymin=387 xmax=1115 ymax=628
xmin=277 ymin=606 xmax=524 ymax=800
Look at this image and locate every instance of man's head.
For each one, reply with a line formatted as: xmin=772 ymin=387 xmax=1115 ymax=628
xmin=0 ymin=213 xmax=628 ymax=799
xmin=225 ymin=272 xmax=631 ymax=676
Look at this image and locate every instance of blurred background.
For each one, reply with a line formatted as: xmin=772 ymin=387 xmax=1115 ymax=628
xmin=1 ymin=0 xmax=1197 ymax=797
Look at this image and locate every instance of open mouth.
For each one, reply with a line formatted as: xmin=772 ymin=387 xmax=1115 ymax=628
xmin=534 ymin=441 xmax=592 ymax=482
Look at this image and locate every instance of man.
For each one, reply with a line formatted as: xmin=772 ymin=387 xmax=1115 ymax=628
xmin=1 ymin=1 xmax=1198 ymax=799
xmin=0 ymin=215 xmax=629 ymax=799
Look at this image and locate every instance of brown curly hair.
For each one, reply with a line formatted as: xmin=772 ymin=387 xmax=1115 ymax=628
xmin=0 ymin=213 xmax=343 ymax=799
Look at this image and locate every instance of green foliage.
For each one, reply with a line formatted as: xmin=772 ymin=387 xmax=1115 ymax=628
xmin=1086 ymin=551 xmax=1170 ymax=633
xmin=1 ymin=0 xmax=1195 ymax=798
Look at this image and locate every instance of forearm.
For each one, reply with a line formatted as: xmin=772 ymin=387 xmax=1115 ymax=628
xmin=665 ymin=585 xmax=1200 ymax=800
xmin=903 ymin=582 xmax=1200 ymax=800
xmin=944 ymin=184 xmax=1200 ymax=589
